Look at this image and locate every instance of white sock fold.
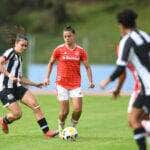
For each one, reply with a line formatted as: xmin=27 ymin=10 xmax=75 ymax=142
xmin=141 ymin=120 xmax=150 ymax=133
xmin=71 ymin=118 xmax=78 ymax=128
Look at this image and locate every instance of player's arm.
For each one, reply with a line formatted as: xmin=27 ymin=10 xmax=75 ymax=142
xmin=112 ymin=70 xmax=126 ymax=99
xmin=100 ymin=65 xmax=126 ymax=89
xmin=19 ymin=76 xmax=43 ymax=88
xmin=0 ymin=56 xmax=18 ymax=82
xmin=82 ymin=60 xmax=95 ymax=88
xmin=44 ymin=56 xmax=56 ymax=86
xmin=100 ymin=38 xmax=130 ymax=89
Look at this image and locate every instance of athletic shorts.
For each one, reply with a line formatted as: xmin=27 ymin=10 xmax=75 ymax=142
xmin=56 ymin=85 xmax=83 ymax=101
xmin=133 ymin=94 xmax=150 ymax=114
xmin=0 ymin=86 xmax=28 ymax=107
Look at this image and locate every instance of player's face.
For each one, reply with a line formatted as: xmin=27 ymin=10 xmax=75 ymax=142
xmin=118 ymin=24 xmax=126 ymax=36
xmin=15 ymin=39 xmax=28 ymax=54
xmin=63 ymin=31 xmax=75 ymax=45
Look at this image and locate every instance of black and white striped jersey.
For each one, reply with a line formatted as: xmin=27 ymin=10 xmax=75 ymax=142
xmin=0 ymin=48 xmax=22 ymax=91
xmin=117 ymin=29 xmax=150 ymax=95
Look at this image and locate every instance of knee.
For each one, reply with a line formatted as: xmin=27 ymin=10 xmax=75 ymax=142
xmin=12 ymin=111 xmax=22 ymax=120
xmin=73 ymin=107 xmax=82 ymax=114
xmin=128 ymin=116 xmax=139 ymax=129
xmin=60 ymin=110 xmax=69 ymax=117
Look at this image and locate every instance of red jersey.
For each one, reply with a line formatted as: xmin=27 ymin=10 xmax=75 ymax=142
xmin=52 ymin=44 xmax=87 ymax=89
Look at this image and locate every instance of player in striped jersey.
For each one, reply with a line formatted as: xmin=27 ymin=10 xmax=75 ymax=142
xmin=44 ymin=26 xmax=95 ymax=137
xmin=114 ymin=45 xmax=150 ymax=135
xmin=0 ymin=34 xmax=58 ymax=139
xmin=100 ymin=9 xmax=150 ymax=150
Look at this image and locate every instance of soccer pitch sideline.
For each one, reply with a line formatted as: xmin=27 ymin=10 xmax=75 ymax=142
xmin=0 ymin=95 xmax=149 ymax=150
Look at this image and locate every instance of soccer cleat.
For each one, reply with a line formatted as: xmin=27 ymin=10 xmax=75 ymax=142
xmin=0 ymin=117 xmax=9 ymax=134
xmin=44 ymin=130 xmax=59 ymax=139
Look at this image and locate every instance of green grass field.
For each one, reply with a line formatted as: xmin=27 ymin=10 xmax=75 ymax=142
xmin=0 ymin=95 xmax=149 ymax=150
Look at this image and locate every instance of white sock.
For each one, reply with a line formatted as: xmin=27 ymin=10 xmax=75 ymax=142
xmin=58 ymin=119 xmax=65 ymax=132
xmin=71 ymin=118 xmax=78 ymax=128
xmin=141 ymin=120 xmax=150 ymax=133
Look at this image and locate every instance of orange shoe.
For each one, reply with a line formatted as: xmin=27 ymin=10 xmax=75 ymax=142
xmin=0 ymin=117 xmax=9 ymax=134
xmin=44 ymin=130 xmax=59 ymax=139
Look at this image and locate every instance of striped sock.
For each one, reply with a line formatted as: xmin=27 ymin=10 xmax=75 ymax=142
xmin=3 ymin=116 xmax=12 ymax=124
xmin=37 ymin=118 xmax=49 ymax=133
xmin=134 ymin=127 xmax=146 ymax=150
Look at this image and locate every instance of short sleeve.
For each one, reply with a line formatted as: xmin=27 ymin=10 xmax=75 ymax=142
xmin=2 ymin=48 xmax=14 ymax=61
xmin=52 ymin=48 xmax=60 ymax=60
xmin=80 ymin=49 xmax=88 ymax=61
xmin=116 ymin=37 xmax=132 ymax=66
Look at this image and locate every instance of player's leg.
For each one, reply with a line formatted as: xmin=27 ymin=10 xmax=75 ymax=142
xmin=20 ymin=88 xmax=58 ymax=138
xmin=129 ymin=107 xmax=147 ymax=150
xmin=127 ymin=90 xmax=150 ymax=132
xmin=0 ymin=102 xmax=22 ymax=134
xmin=127 ymin=91 xmax=139 ymax=127
xmin=71 ymin=97 xmax=82 ymax=128
xmin=141 ymin=119 xmax=150 ymax=134
xmin=0 ymin=88 xmax=22 ymax=134
xmin=58 ymin=101 xmax=69 ymax=134
xmin=56 ymin=85 xmax=69 ymax=134
xmin=70 ymin=87 xmax=83 ymax=128
xmin=129 ymin=94 xmax=148 ymax=150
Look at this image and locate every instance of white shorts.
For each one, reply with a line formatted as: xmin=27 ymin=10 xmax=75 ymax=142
xmin=127 ymin=90 xmax=139 ymax=113
xmin=56 ymin=85 xmax=83 ymax=101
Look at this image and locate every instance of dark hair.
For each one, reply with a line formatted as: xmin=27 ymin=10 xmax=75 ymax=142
xmin=117 ymin=9 xmax=138 ymax=28
xmin=15 ymin=34 xmax=28 ymax=43
xmin=63 ymin=25 xmax=75 ymax=34
xmin=1 ymin=25 xmax=27 ymax=47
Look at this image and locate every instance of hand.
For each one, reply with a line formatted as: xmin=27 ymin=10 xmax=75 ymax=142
xmin=112 ymin=89 xmax=120 ymax=99
xmin=100 ymin=78 xmax=111 ymax=89
xmin=35 ymin=83 xmax=44 ymax=88
xmin=43 ymin=78 xmax=50 ymax=86
xmin=9 ymin=74 xmax=19 ymax=82
xmin=88 ymin=82 xmax=95 ymax=88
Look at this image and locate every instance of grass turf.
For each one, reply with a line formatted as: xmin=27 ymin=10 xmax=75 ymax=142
xmin=0 ymin=95 xmax=149 ymax=150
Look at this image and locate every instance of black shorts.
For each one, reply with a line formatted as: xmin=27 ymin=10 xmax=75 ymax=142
xmin=133 ymin=94 xmax=150 ymax=113
xmin=0 ymin=86 xmax=28 ymax=107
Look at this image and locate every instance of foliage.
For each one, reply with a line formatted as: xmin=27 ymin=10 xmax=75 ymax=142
xmin=0 ymin=0 xmax=150 ymax=63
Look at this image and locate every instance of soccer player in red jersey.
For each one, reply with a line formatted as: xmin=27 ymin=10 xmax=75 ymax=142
xmin=44 ymin=25 xmax=95 ymax=136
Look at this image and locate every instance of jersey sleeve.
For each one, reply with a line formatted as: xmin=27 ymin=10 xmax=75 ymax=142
xmin=116 ymin=37 xmax=132 ymax=66
xmin=80 ymin=49 xmax=88 ymax=61
xmin=2 ymin=49 xmax=14 ymax=61
xmin=51 ymin=48 xmax=60 ymax=60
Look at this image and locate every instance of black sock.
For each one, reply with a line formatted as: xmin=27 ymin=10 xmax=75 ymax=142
xmin=37 ymin=118 xmax=49 ymax=134
xmin=3 ymin=116 xmax=12 ymax=124
xmin=134 ymin=127 xmax=146 ymax=150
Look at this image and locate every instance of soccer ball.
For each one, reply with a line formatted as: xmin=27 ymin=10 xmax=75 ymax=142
xmin=62 ymin=127 xmax=78 ymax=141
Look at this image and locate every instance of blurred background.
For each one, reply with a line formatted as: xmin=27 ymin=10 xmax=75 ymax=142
xmin=0 ymin=0 xmax=150 ymax=93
